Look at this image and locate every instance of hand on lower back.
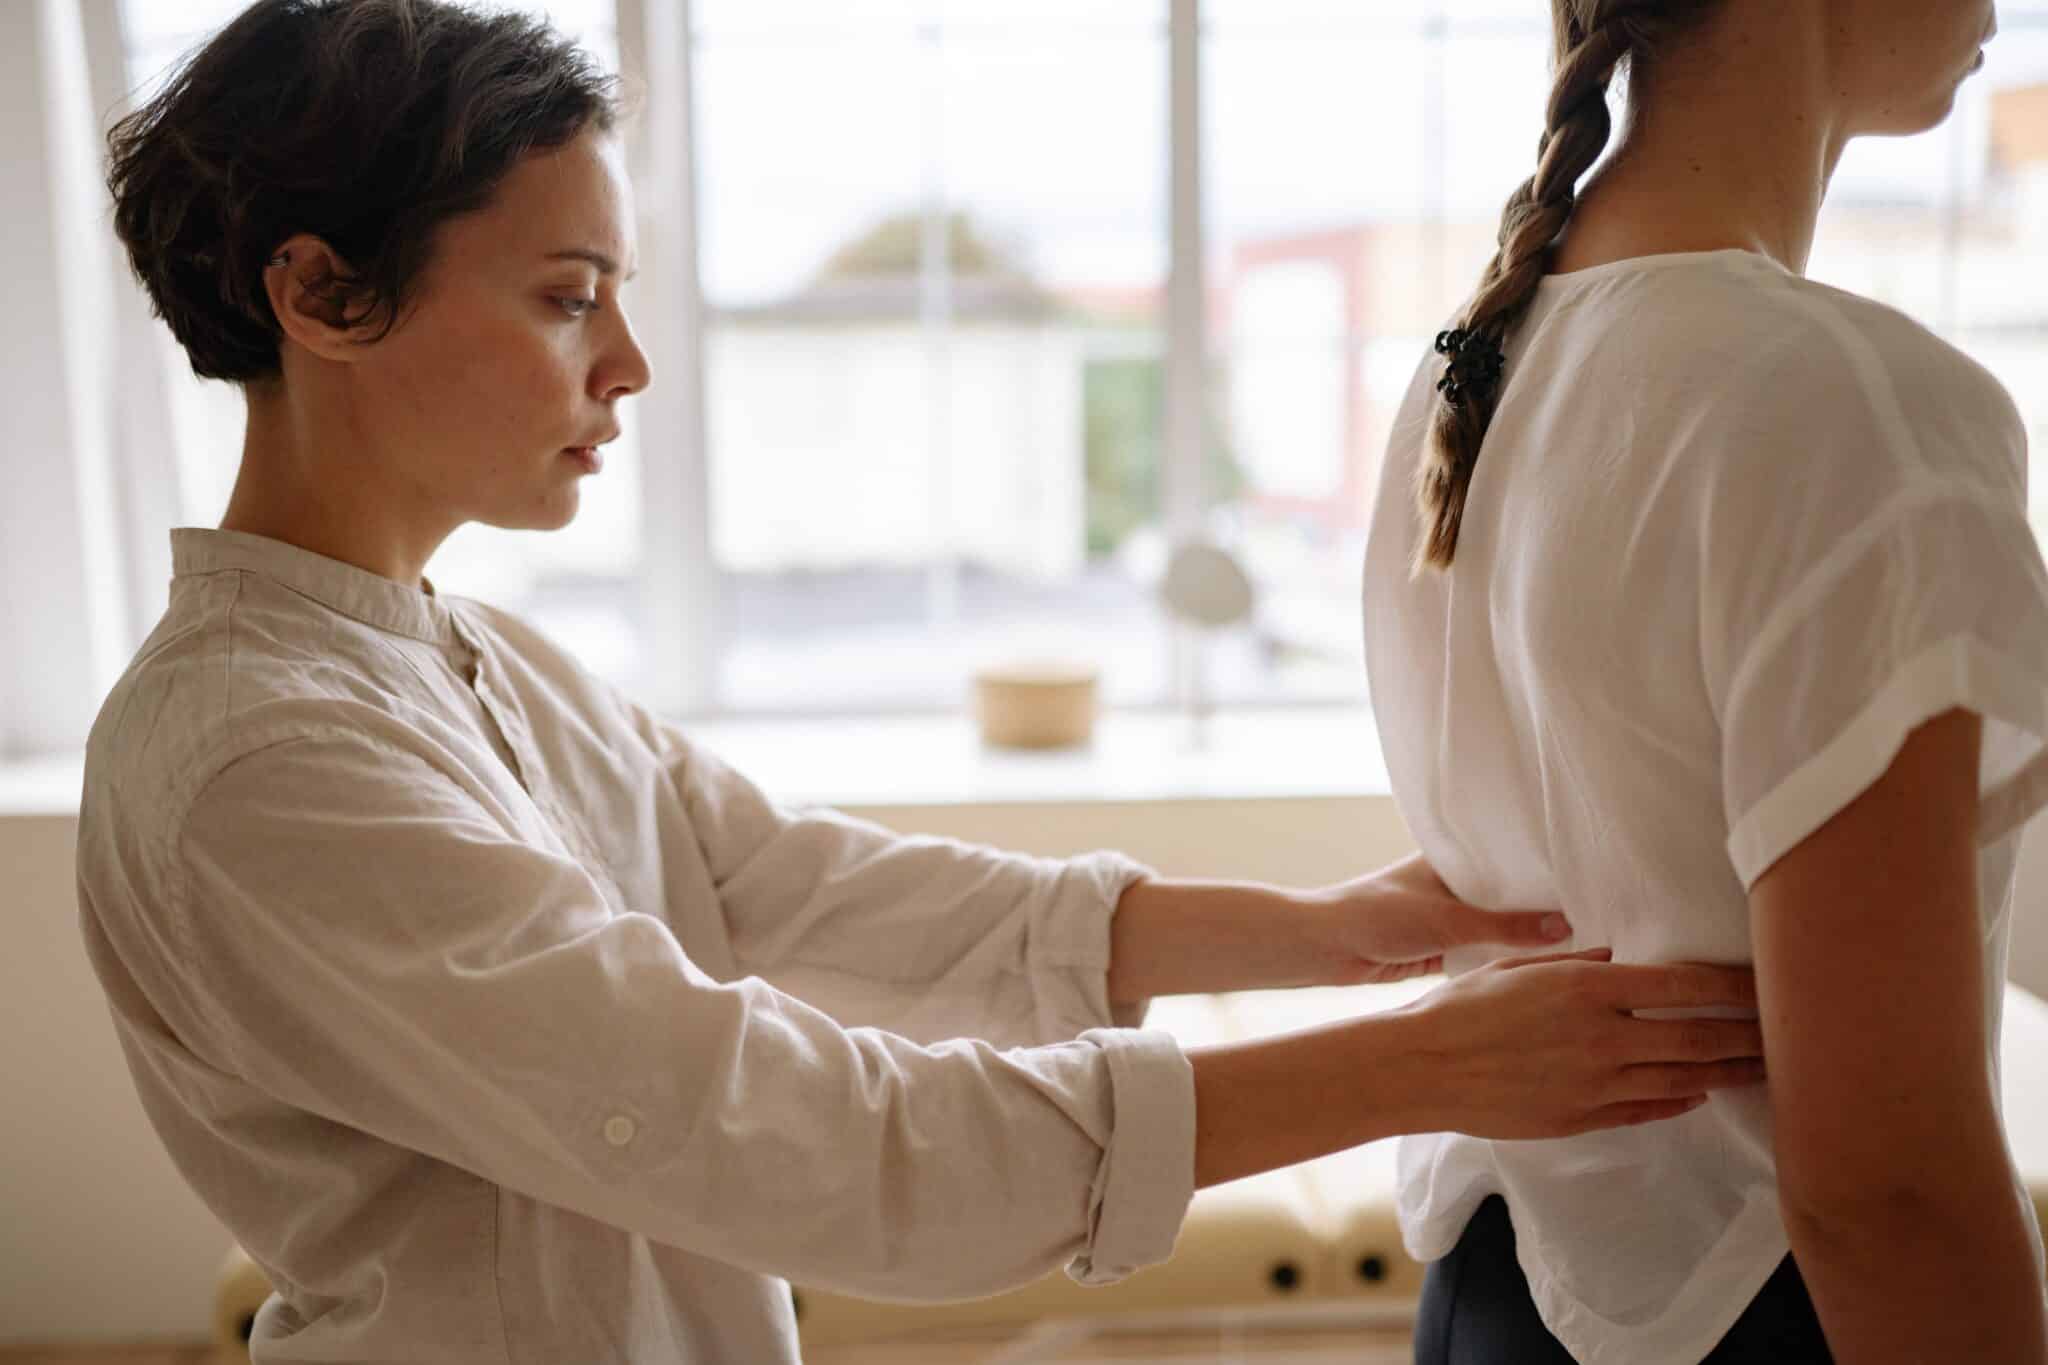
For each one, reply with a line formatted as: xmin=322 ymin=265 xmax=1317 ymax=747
xmin=1397 ymin=948 xmax=1765 ymax=1140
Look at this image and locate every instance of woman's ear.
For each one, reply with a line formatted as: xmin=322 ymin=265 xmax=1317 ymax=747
xmin=263 ymin=234 xmax=372 ymax=364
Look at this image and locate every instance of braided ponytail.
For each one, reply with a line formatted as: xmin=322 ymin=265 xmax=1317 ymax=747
xmin=1414 ymin=1 xmax=1718 ymax=572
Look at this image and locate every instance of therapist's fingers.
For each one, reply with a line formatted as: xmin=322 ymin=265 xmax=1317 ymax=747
xmin=1356 ymin=955 xmax=1444 ymax=981
xmin=1437 ymin=905 xmax=1577 ymax=948
xmin=1407 ymin=953 xmax=1764 ymax=1141
xmin=1609 ymin=1058 xmax=1769 ymax=1105
xmin=1584 ymin=1096 xmax=1712 ymax=1129
xmin=1592 ymin=962 xmax=1759 ymax=1012
xmin=1487 ymin=946 xmax=1614 ymax=969
xmin=1618 ymin=1017 xmax=1765 ymax=1066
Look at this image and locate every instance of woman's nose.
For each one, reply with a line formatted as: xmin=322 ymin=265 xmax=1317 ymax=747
xmin=599 ymin=310 xmax=652 ymax=399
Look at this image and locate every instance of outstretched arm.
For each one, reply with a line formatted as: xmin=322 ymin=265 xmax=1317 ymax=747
xmin=1107 ymin=851 xmax=1574 ymax=1003
xmin=636 ymin=704 xmax=1565 ymax=1038
xmin=147 ymin=728 xmax=1766 ymax=1303
xmin=626 ymin=706 xmax=1154 ymax=1046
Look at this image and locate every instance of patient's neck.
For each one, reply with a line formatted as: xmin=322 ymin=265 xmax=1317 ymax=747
xmin=1549 ymin=10 xmax=1847 ymax=280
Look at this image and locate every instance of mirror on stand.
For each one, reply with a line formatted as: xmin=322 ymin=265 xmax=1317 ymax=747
xmin=1158 ymin=539 xmax=1255 ymax=750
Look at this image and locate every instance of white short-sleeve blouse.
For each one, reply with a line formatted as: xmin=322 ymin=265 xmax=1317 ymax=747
xmin=1363 ymin=248 xmax=2048 ymax=1364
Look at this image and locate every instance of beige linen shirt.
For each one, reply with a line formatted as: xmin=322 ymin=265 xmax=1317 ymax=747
xmin=75 ymin=529 xmax=1195 ymax=1363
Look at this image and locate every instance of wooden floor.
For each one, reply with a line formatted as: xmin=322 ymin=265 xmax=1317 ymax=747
xmin=0 ymin=1347 xmax=1409 ymax=1365
xmin=0 ymin=1312 xmax=1416 ymax=1365
xmin=804 ymin=1321 xmax=1415 ymax=1363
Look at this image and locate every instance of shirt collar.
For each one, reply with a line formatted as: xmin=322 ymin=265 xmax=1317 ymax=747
xmin=170 ymin=528 xmax=462 ymax=646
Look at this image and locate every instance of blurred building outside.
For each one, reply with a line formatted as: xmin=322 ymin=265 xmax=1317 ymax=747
xmin=687 ymin=79 xmax=2048 ymax=706
xmin=147 ymin=65 xmax=2048 ymax=714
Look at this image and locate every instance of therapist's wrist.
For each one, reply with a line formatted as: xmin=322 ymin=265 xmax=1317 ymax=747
xmin=1189 ymin=1011 xmax=1425 ymax=1188
xmin=1283 ymin=883 xmax=1403 ymax=986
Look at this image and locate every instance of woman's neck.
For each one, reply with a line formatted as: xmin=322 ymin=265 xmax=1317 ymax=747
xmin=220 ymin=382 xmax=446 ymax=590
xmin=1550 ymin=8 xmax=1848 ymax=280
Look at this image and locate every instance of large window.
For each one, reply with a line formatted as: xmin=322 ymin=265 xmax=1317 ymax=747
xmin=695 ymin=2 xmax=1171 ymax=711
xmin=121 ymin=1 xmax=2048 ymax=719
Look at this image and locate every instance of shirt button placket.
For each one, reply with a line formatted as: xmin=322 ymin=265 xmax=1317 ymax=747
xmin=457 ymin=632 xmax=533 ymax=792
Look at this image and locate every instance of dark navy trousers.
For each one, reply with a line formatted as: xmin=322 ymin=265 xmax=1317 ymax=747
xmin=1413 ymin=1195 xmax=1833 ymax=1364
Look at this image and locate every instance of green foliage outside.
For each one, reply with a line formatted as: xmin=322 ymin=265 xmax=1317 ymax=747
xmin=1082 ymin=356 xmax=1245 ymax=557
xmin=815 ymin=209 xmax=1246 ymax=561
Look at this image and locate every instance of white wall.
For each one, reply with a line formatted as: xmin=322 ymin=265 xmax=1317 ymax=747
xmin=4 ymin=814 xmax=236 ymax=1344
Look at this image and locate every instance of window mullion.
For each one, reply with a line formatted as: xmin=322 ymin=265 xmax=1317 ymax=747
xmin=616 ymin=0 xmax=721 ymax=716
xmin=1164 ymin=0 xmax=1207 ymax=709
xmin=1164 ymin=0 xmax=1207 ymax=537
xmin=919 ymin=11 xmax=958 ymax=628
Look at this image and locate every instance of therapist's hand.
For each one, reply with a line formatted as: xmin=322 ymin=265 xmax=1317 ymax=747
xmin=1299 ymin=851 xmax=1573 ymax=984
xmin=1106 ymin=853 xmax=1573 ymax=1001
xmin=1391 ymin=947 xmax=1765 ymax=1140
xmin=1188 ymin=947 xmax=1764 ymax=1186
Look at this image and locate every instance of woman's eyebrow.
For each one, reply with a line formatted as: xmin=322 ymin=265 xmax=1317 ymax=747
xmin=544 ymin=247 xmax=637 ymax=280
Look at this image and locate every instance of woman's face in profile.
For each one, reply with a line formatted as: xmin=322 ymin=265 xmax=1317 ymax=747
xmin=346 ymin=129 xmax=651 ymax=536
xmin=1831 ymin=0 xmax=1999 ymax=137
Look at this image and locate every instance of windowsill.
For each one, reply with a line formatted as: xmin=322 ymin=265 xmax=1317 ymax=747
xmin=686 ymin=706 xmax=1392 ymax=809
xmin=0 ymin=752 xmax=88 ymax=819
xmin=0 ymin=707 xmax=1391 ymax=820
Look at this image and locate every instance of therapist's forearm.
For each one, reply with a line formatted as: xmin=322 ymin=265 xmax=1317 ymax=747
xmin=1107 ymin=876 xmax=1340 ymax=1003
xmin=1187 ymin=1013 xmax=1422 ymax=1187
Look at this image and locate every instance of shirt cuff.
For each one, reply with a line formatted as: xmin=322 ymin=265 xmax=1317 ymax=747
xmin=1065 ymin=1025 xmax=1195 ymax=1286
xmin=1030 ymin=851 xmax=1154 ymax=1035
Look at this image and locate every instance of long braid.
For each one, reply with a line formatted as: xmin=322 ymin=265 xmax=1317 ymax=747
xmin=1413 ymin=2 xmax=1713 ymax=573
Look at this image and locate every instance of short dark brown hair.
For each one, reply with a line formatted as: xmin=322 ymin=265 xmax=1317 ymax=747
xmin=107 ymin=0 xmax=619 ymax=383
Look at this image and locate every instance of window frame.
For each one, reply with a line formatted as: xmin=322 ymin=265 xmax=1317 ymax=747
xmin=24 ymin=1 xmax=2048 ymax=758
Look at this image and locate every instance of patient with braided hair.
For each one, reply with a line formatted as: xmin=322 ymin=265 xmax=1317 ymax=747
xmin=1362 ymin=2 xmax=2048 ymax=1362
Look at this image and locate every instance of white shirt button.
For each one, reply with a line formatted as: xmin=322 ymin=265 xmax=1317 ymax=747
xmin=603 ymin=1115 xmax=637 ymax=1148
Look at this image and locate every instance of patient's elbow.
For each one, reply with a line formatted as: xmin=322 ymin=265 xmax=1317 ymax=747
xmin=1778 ymin=1165 xmax=2002 ymax=1268
xmin=1774 ymin=1095 xmax=2013 ymax=1247
xmin=1781 ymin=1179 xmax=1939 ymax=1251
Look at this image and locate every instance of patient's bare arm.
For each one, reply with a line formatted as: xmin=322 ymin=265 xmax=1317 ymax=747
xmin=1752 ymin=709 xmax=2047 ymax=1364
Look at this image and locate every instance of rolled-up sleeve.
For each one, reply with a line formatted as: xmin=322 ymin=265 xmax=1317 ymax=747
xmin=164 ymin=728 xmax=1194 ymax=1299
xmin=1070 ymin=1027 xmax=1196 ymax=1284
xmin=621 ymin=699 xmax=1157 ymax=1047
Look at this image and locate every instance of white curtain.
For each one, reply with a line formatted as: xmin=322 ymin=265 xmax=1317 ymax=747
xmin=0 ymin=0 xmax=180 ymax=758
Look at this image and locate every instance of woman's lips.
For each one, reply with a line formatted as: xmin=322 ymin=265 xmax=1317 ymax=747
xmin=564 ymin=446 xmax=603 ymax=474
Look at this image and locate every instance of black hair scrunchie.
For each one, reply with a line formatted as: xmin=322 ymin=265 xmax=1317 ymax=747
xmin=1434 ymin=326 xmax=1507 ymax=408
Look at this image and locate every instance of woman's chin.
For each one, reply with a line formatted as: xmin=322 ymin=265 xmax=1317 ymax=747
xmin=538 ymin=491 xmax=582 ymax=531
xmin=482 ymin=487 xmax=582 ymax=534
xmin=1861 ymin=79 xmax=1966 ymax=139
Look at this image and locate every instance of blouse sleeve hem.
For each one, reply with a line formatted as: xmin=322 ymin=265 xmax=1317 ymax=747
xmin=1726 ymin=634 xmax=2048 ymax=889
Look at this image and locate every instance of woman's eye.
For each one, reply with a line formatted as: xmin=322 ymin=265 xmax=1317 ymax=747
xmin=554 ymin=296 xmax=599 ymax=318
